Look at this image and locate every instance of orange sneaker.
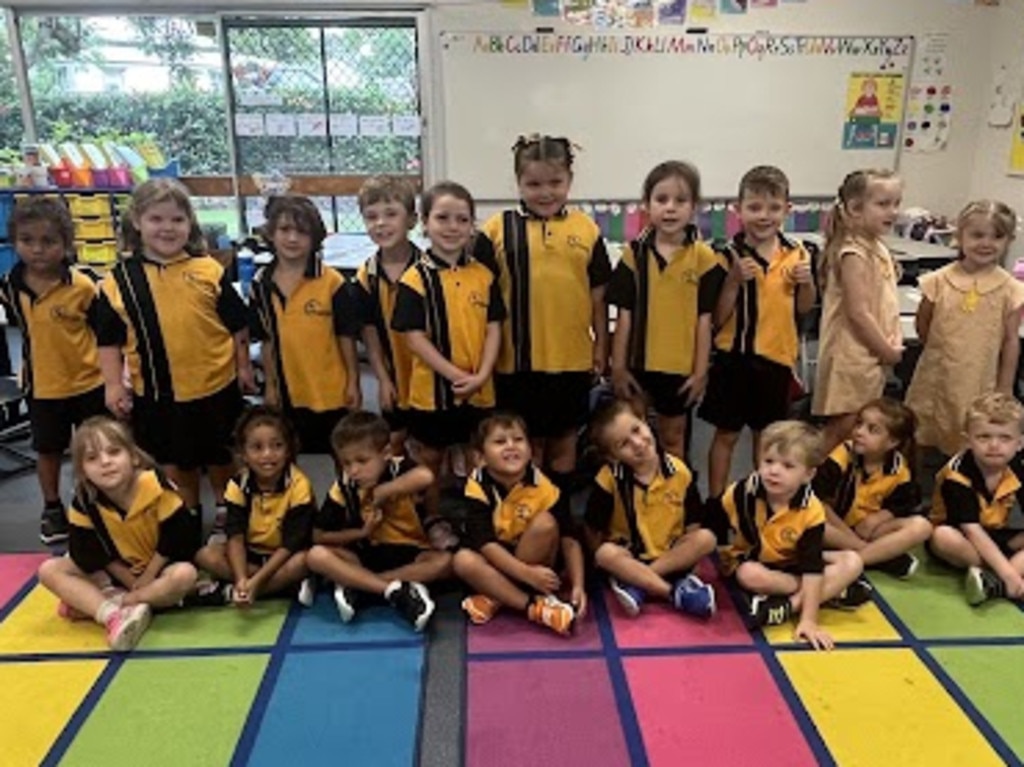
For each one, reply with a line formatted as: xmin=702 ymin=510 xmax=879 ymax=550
xmin=462 ymin=594 xmax=500 ymax=625
xmin=527 ymin=595 xmax=575 ymax=636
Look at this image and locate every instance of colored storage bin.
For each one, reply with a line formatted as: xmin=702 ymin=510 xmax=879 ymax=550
xmin=113 ymin=194 xmax=132 ymax=214
xmin=66 ymin=195 xmax=112 ymax=218
xmin=0 ymin=244 xmax=17 ymax=276
xmin=70 ymin=167 xmax=93 ymax=188
xmin=76 ymin=241 xmax=119 ymax=265
xmin=91 ymin=168 xmax=112 ymax=188
xmin=148 ymin=159 xmax=180 ymax=178
xmin=73 ymin=218 xmax=115 ymax=240
xmin=108 ymin=167 xmax=132 ymax=188
xmin=51 ymin=167 xmax=74 ymax=188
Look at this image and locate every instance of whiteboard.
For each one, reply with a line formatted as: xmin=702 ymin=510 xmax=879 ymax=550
xmin=438 ymin=31 xmax=914 ymax=200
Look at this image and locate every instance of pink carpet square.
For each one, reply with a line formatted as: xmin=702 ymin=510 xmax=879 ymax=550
xmin=0 ymin=553 xmax=49 ymax=612
xmin=466 ymin=601 xmax=602 ymax=654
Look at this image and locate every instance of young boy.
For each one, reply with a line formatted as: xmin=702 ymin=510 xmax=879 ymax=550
xmin=720 ymin=420 xmax=866 ymax=651
xmin=307 ymin=411 xmax=451 ymax=632
xmin=0 ymin=198 xmax=106 ymax=545
xmin=453 ymin=413 xmax=585 ymax=636
xmin=700 ymin=166 xmax=817 ymax=501
xmin=929 ymin=392 xmax=1024 ymax=606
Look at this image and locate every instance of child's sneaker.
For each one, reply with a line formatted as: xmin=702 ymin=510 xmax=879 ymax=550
xmin=386 ymin=581 xmax=435 ymax=632
xmin=965 ymin=566 xmax=1005 ymax=606
xmin=105 ymin=603 xmax=152 ymax=651
xmin=527 ymin=595 xmax=575 ymax=636
xmin=40 ymin=502 xmax=69 ymax=546
xmin=184 ymin=580 xmax=232 ymax=608
xmin=749 ymin=594 xmax=792 ymax=627
xmin=334 ymin=585 xmax=361 ymax=623
xmin=297 ymin=577 xmax=316 ymax=608
xmin=609 ymin=578 xmax=645 ymax=617
xmin=671 ymin=574 xmax=716 ymax=619
xmin=462 ymin=594 xmax=501 ymax=625
xmin=207 ymin=505 xmax=228 ymax=545
xmin=828 ymin=577 xmax=874 ymax=610
xmin=874 ymin=552 xmax=919 ymax=579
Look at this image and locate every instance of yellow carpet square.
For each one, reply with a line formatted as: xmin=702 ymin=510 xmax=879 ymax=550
xmin=763 ymin=601 xmax=899 ymax=645
xmin=0 ymin=586 xmax=109 ymax=655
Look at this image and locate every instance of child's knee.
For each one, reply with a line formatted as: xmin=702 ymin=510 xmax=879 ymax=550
xmin=734 ymin=562 xmax=765 ymax=590
xmin=689 ymin=528 xmax=717 ymax=556
xmin=904 ymin=515 xmax=933 ymax=542
xmin=527 ymin=511 xmax=559 ymax=539
xmin=832 ymin=550 xmax=863 ymax=578
xmin=929 ymin=524 xmax=963 ymax=555
xmin=594 ymin=541 xmax=627 ymax=569
xmin=453 ymin=548 xmax=485 ymax=577
xmin=166 ymin=562 xmax=199 ymax=592
xmin=38 ymin=556 xmax=72 ymax=586
xmin=307 ymin=545 xmax=335 ymax=573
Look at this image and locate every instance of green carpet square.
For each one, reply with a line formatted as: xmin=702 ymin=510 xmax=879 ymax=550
xmin=137 ymin=601 xmax=289 ymax=650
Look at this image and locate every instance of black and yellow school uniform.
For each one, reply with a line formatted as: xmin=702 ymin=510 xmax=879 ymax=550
xmin=224 ymin=464 xmax=315 ymax=564
xmin=585 ymin=452 xmax=704 ymax=562
xmin=391 ymin=249 xmax=506 ymax=448
xmin=0 ymin=262 xmax=105 ymax=452
xmin=931 ymin=450 xmax=1024 ymax=556
xmin=477 ymin=207 xmax=612 ymax=437
xmin=95 ymin=253 xmax=247 ymax=469
xmin=250 ymin=257 xmax=360 ymax=453
xmin=719 ymin=473 xmax=826 ymax=577
xmin=607 ymin=227 xmax=725 ymax=416
xmin=67 ymin=468 xmax=197 ymax=581
xmin=700 ymin=233 xmax=810 ymax=432
xmin=315 ymin=456 xmax=431 ymax=572
xmin=813 ymin=442 xmax=920 ymax=528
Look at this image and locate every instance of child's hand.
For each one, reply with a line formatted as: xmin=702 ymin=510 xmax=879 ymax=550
xmin=527 ymin=565 xmax=561 ymax=594
xmin=237 ymin=364 xmax=258 ymax=394
xmin=794 ymin=619 xmax=834 ymax=651
xmin=571 ymin=584 xmax=588 ymax=620
xmin=233 ymin=578 xmax=253 ymax=607
xmin=731 ymin=256 xmax=758 ymax=283
xmin=611 ymin=368 xmax=642 ymax=400
xmin=679 ymin=372 xmax=708 ymax=406
xmin=452 ymin=372 xmax=485 ymax=398
xmin=345 ymin=382 xmax=362 ymax=410
xmin=593 ymin=349 xmax=607 ymax=378
xmin=880 ymin=334 xmax=904 ymax=366
xmin=790 ymin=259 xmax=813 ymax=285
xmin=105 ymin=382 xmax=133 ymax=419
xmin=361 ymin=508 xmax=384 ymax=537
xmin=377 ymin=378 xmax=398 ymax=412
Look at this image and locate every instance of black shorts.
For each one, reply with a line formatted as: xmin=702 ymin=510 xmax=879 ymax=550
xmin=495 ymin=372 xmax=591 ymax=438
xmin=406 ymin=405 xmax=489 ymax=450
xmin=699 ymin=353 xmax=793 ymax=433
xmin=633 ymin=371 xmax=692 ymax=418
xmin=288 ymin=406 xmax=347 ymax=455
xmin=357 ymin=543 xmax=425 ymax=573
xmin=131 ymin=382 xmax=243 ymax=470
xmin=28 ymin=385 xmax=106 ymax=453
xmin=382 ymin=407 xmax=409 ymax=434
xmin=247 ymin=548 xmax=273 ymax=567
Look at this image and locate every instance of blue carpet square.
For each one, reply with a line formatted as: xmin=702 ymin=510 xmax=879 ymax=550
xmin=289 ymin=590 xmax=426 ymax=646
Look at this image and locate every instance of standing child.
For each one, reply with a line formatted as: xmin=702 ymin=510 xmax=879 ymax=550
xmin=37 ymin=417 xmax=199 ymax=651
xmin=585 ymin=400 xmax=717 ymax=618
xmin=720 ymin=421 xmax=867 ymax=650
xmin=95 ymin=179 xmax=254 ymax=541
xmin=812 ymin=169 xmax=903 ymax=453
xmin=249 ymin=195 xmax=361 ymax=454
xmin=0 ymin=198 xmax=106 ymax=544
xmin=454 ymin=413 xmax=585 ymax=635
xmin=814 ymin=398 xmax=931 ymax=577
xmin=701 ymin=166 xmax=816 ymax=496
xmin=477 ymin=135 xmax=612 ymax=493
xmin=193 ymin=407 xmax=313 ymax=607
xmin=608 ymin=161 xmax=723 ymax=460
xmin=906 ymin=200 xmax=1024 ymax=458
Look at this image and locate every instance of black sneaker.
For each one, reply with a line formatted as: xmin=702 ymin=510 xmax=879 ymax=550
xmin=965 ymin=566 xmax=1005 ymax=606
xmin=387 ymin=581 xmax=435 ymax=632
xmin=829 ymin=577 xmax=874 ymax=610
xmin=749 ymin=594 xmax=793 ymax=627
xmin=40 ymin=502 xmax=69 ymax=545
xmin=873 ymin=553 xmax=919 ymax=579
xmin=183 ymin=581 xmax=232 ymax=608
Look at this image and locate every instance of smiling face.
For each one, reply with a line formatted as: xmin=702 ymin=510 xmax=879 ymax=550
xmin=738 ymin=191 xmax=789 ymax=246
xmin=645 ymin=175 xmax=696 ymax=241
xmin=853 ymin=178 xmax=902 ymax=238
xmin=480 ymin=422 xmax=532 ymax=480
xmin=517 ymin=160 xmax=572 ymax=219
xmin=242 ymin=423 xmax=290 ymax=487
xmin=362 ymin=199 xmax=415 ymax=253
xmin=80 ymin=433 xmax=137 ymax=498
xmin=134 ymin=200 xmax=192 ymax=261
xmin=601 ymin=411 xmax=658 ymax=471
xmin=423 ymin=193 xmax=474 ymax=260
xmin=958 ymin=213 xmax=1012 ymax=271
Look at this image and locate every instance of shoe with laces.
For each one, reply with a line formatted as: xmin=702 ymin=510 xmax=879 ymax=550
xmin=334 ymin=585 xmax=361 ymax=623
xmin=40 ymin=503 xmax=69 ymax=546
xmin=965 ymin=566 xmax=1005 ymax=606
xmin=183 ymin=580 xmax=232 ymax=608
xmin=387 ymin=581 xmax=435 ymax=632
xmin=527 ymin=595 xmax=575 ymax=636
xmin=749 ymin=594 xmax=793 ymax=627
xmin=105 ymin=603 xmax=152 ymax=651
xmin=874 ymin=552 xmax=919 ymax=579
xmin=827 ymin=577 xmax=874 ymax=610
xmin=462 ymin=594 xmax=501 ymax=625
xmin=671 ymin=574 xmax=716 ymax=619
xmin=609 ymin=578 xmax=646 ymax=617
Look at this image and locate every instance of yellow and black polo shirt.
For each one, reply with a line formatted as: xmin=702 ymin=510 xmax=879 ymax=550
xmin=391 ymin=250 xmax=506 ymax=411
xmin=720 ymin=473 xmax=826 ymax=575
xmin=224 ymin=464 xmax=315 ymax=554
xmin=315 ymin=456 xmax=430 ymax=549
xmin=0 ymin=262 xmax=103 ymax=399
xmin=586 ymin=452 xmax=704 ymax=561
xmin=462 ymin=464 xmax=572 ymax=550
xmin=355 ymin=247 xmax=420 ymax=410
xmin=931 ymin=450 xmax=1024 ymax=528
xmin=813 ymin=442 xmax=920 ymax=528
xmin=478 ymin=208 xmax=612 ymax=374
xmin=607 ymin=227 xmax=725 ymax=375
xmin=713 ymin=232 xmax=809 ymax=368
xmin=249 ymin=257 xmax=359 ymax=413
xmin=67 ymin=468 xmax=196 ymax=576
xmin=96 ymin=253 xmax=248 ymax=403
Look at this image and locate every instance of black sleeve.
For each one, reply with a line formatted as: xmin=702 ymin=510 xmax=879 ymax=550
xmin=157 ymin=506 xmax=200 ymax=562
xmin=390 ymin=283 xmax=427 ymax=333
xmin=550 ymin=493 xmax=576 ymax=538
xmin=795 ymin=523 xmax=826 ymax=574
xmin=606 ymin=262 xmax=637 ymax=310
xmin=886 ymin=481 xmax=922 ymax=517
xmin=332 ymin=281 xmax=361 ymax=338
xmin=216 ymin=268 xmax=249 ymax=333
xmin=247 ymin=299 xmax=268 ymax=341
xmin=473 ymin=233 xmax=499 ymax=276
xmin=314 ymin=494 xmax=358 ymax=532
xmin=94 ymin=292 xmax=128 ymax=347
xmin=684 ymin=482 xmax=704 ymax=527
xmin=69 ymin=525 xmax=113 ymax=573
xmin=942 ymin=481 xmax=982 ymax=525
xmin=85 ymin=294 xmax=103 ymax=335
xmin=811 ymin=458 xmax=843 ymax=505
xmin=487 ymin=279 xmax=507 ymax=322
xmin=462 ymin=497 xmax=499 ymax=550
xmin=588 ymin=238 xmax=613 ymax=288
xmin=698 ymin=264 xmax=727 ymax=315
xmin=224 ymin=500 xmax=249 ymax=539
xmin=281 ymin=503 xmax=315 ymax=551
xmin=584 ymin=484 xmax=615 ymax=534
xmin=354 ymin=279 xmax=377 ymax=327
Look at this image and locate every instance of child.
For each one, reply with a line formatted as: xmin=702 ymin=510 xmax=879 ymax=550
xmin=814 ymin=398 xmax=931 ymax=577
xmin=477 ymin=135 xmax=612 ymax=493
xmin=812 ymin=169 xmax=903 ymax=454
xmin=391 ymin=181 xmax=505 ymax=492
xmin=0 ymin=197 xmax=106 ymax=545
xmin=355 ymin=176 xmax=421 ymax=456
xmin=307 ymin=411 xmax=450 ymax=631
xmin=95 ymin=179 xmax=255 ymax=541
xmin=700 ymin=166 xmax=816 ymax=497
xmin=608 ymin=161 xmax=724 ymax=460
xmin=720 ymin=421 xmax=866 ymax=651
xmin=37 ymin=416 xmax=199 ymax=651
xmin=193 ymin=406 xmax=313 ymax=607
xmin=906 ymin=201 xmax=1024 ymax=458
xmin=929 ymin=392 xmax=1024 ymax=606
xmin=249 ymin=195 xmax=361 ymax=454
xmin=585 ymin=400 xmax=717 ymax=618
xmin=453 ymin=413 xmax=585 ymax=636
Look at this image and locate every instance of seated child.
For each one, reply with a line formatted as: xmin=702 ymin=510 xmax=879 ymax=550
xmin=585 ymin=399 xmax=717 ymax=618
xmin=37 ymin=416 xmax=199 ymax=651
xmin=929 ymin=392 xmax=1024 ymax=606
xmin=194 ymin=407 xmax=313 ymax=607
xmin=453 ymin=413 xmax=585 ymax=636
xmin=814 ymin=398 xmax=931 ymax=577
xmin=720 ymin=420 xmax=867 ymax=650
xmin=307 ymin=411 xmax=451 ymax=632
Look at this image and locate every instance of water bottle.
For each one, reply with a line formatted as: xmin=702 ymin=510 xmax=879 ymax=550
xmin=237 ymin=243 xmax=256 ymax=297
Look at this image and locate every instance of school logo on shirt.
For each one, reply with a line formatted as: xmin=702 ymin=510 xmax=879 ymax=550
xmin=565 ymin=234 xmax=590 ymax=254
xmin=662 ymin=490 xmax=683 ymax=507
xmin=182 ymin=270 xmax=218 ymax=299
xmin=304 ymin=299 xmax=332 ymax=317
xmin=49 ymin=305 xmax=77 ymax=324
xmin=514 ymin=503 xmax=532 ymax=520
xmin=780 ymin=526 xmax=799 ymax=545
xmin=469 ymin=290 xmax=489 ymax=310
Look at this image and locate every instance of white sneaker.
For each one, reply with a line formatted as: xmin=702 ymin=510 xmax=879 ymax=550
xmin=297 ymin=577 xmax=316 ymax=608
xmin=105 ymin=603 xmax=152 ymax=651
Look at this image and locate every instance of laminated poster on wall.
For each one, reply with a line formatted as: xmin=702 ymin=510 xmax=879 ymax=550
xmin=329 ymin=113 xmax=358 ymax=137
xmin=532 ymin=0 xmax=562 ymax=17
xmin=564 ymin=0 xmax=595 ymax=24
xmin=296 ymin=114 xmax=327 ymax=138
xmin=658 ymin=0 xmax=687 ymax=25
xmin=1007 ymin=103 xmax=1024 ymax=175
xmin=903 ymin=83 xmax=953 ymax=153
xmin=689 ymin=0 xmax=717 ymax=22
xmin=719 ymin=0 xmax=747 ymax=14
xmin=265 ymin=113 xmax=298 ymax=137
xmin=842 ymin=72 xmax=905 ymax=150
xmin=624 ymin=0 xmax=655 ymax=27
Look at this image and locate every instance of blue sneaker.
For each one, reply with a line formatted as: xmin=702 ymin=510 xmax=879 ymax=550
xmin=609 ymin=578 xmax=645 ymax=617
xmin=672 ymin=574 xmax=716 ymax=619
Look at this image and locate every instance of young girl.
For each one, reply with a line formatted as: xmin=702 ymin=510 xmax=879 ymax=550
xmin=906 ymin=200 xmax=1024 ymax=457
xmin=608 ymin=161 xmax=723 ymax=460
xmin=477 ymin=135 xmax=612 ymax=494
xmin=249 ymin=195 xmax=361 ymax=454
xmin=37 ymin=416 xmax=199 ymax=651
xmin=584 ymin=399 xmax=717 ymax=618
xmin=193 ymin=406 xmax=314 ymax=607
xmin=813 ymin=398 xmax=931 ymax=578
xmin=391 ymin=181 xmax=505 ymax=494
xmin=95 ymin=179 xmax=254 ymax=542
xmin=812 ymin=169 xmax=903 ymax=453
